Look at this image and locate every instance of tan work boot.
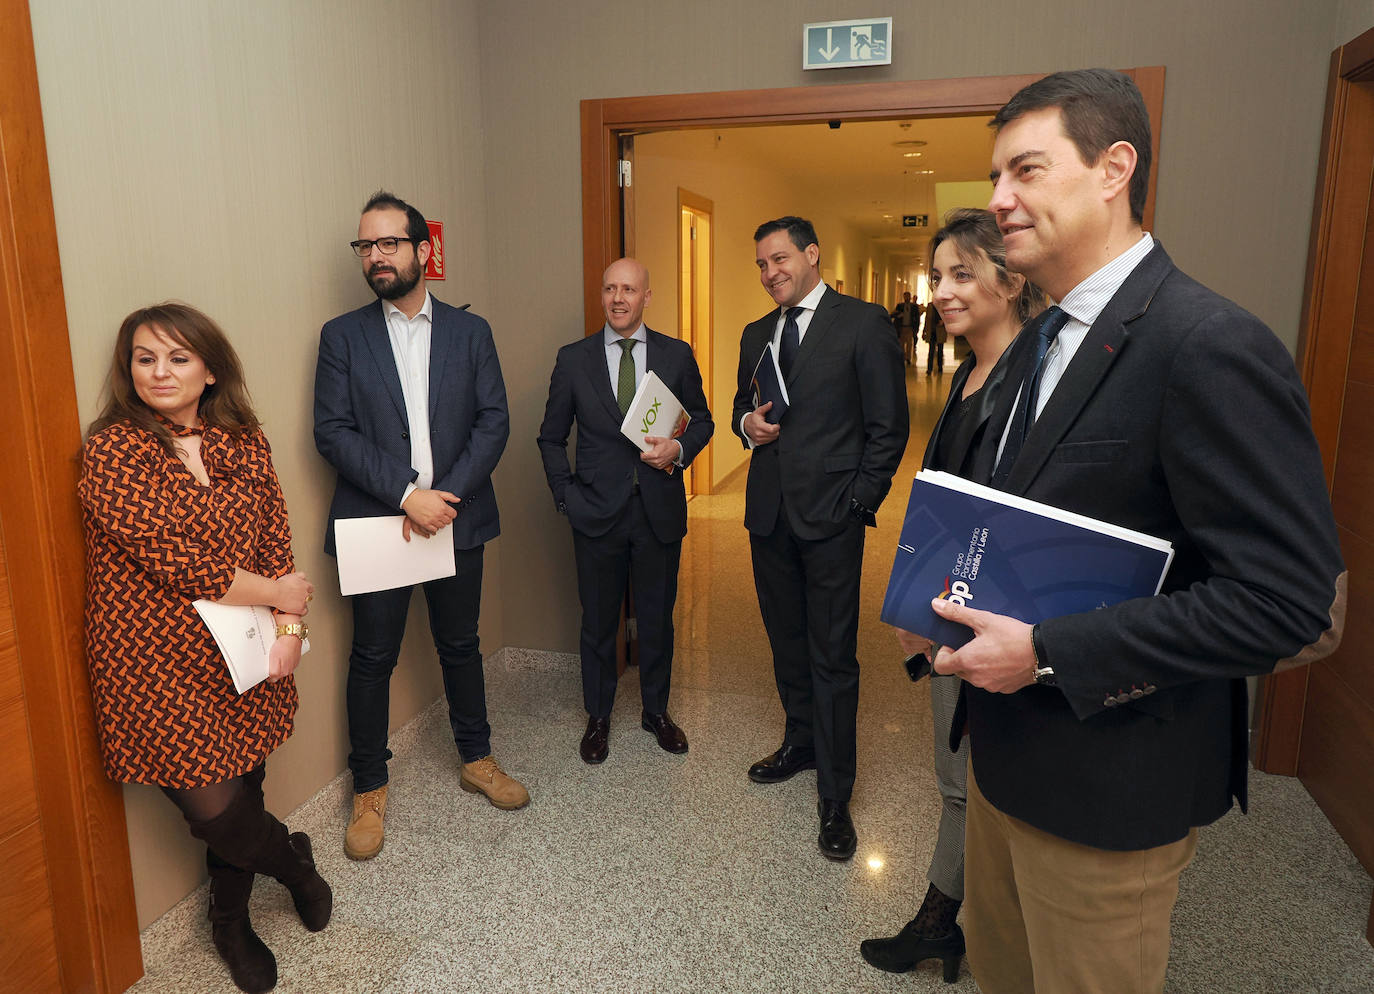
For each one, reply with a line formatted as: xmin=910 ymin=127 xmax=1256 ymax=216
xmin=460 ymin=756 xmax=530 ymax=810
xmin=344 ymin=785 xmax=387 ymax=861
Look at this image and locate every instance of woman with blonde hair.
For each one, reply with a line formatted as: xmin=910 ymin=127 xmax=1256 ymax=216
xmin=862 ymin=208 xmax=1044 ymax=982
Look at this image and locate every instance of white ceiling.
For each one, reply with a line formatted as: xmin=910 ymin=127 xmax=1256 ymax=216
xmin=635 ymin=115 xmax=998 ymax=270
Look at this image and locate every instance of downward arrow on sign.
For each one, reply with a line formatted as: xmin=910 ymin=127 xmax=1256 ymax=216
xmin=819 ymin=27 xmax=840 ymax=60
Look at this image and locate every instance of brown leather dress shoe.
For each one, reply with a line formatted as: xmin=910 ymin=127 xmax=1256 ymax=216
xmin=641 ymin=710 xmax=688 ymax=754
xmin=580 ymin=716 xmax=610 ymax=764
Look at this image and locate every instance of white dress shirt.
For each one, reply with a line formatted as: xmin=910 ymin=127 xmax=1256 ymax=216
xmin=995 ymin=233 xmax=1155 ymax=466
xmin=384 ymin=293 xmax=435 ymax=507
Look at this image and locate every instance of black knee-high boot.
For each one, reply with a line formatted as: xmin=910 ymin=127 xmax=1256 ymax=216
xmin=206 ymin=849 xmax=276 ymax=993
xmin=188 ymin=778 xmax=333 ymax=934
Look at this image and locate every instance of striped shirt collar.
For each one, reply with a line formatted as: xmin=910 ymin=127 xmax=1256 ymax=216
xmin=1055 ymin=232 xmax=1154 ymax=327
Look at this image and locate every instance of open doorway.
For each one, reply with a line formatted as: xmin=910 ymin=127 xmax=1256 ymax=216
xmin=583 ymin=68 xmax=1164 ymax=692
xmin=582 ymin=70 xmax=1164 ymax=492
xmin=678 ymin=190 xmax=713 ymax=496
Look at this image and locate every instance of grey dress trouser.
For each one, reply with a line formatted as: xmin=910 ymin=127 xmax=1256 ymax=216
xmin=928 ymin=670 xmax=968 ymax=901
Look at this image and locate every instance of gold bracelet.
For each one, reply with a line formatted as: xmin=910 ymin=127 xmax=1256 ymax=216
xmin=275 ymin=622 xmax=308 ymax=640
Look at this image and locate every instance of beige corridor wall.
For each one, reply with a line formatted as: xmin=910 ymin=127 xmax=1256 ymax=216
xmin=633 ymin=129 xmax=898 ymax=490
xmin=1336 ymin=0 xmax=1374 ymax=44
xmin=478 ymin=0 xmax=1349 ymax=657
xmin=30 ymin=0 xmax=492 ymax=927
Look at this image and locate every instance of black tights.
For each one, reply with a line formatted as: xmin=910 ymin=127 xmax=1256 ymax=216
xmin=161 ymin=777 xmax=244 ymax=823
xmin=160 ymin=765 xmax=264 ymax=824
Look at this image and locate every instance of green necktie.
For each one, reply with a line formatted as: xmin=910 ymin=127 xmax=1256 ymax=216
xmin=617 ymin=338 xmax=637 ymax=416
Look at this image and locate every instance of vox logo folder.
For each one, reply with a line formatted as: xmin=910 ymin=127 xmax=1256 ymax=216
xmin=620 ymin=370 xmax=690 ymax=451
xmin=881 ymin=470 xmax=1174 ymax=648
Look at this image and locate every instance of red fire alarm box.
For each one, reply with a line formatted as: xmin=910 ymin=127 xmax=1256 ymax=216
xmin=425 ymin=220 xmax=444 ymax=280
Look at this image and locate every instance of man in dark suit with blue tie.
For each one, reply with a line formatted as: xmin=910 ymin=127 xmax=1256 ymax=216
xmin=733 ymin=218 xmax=908 ymax=860
xmin=314 ymin=191 xmax=527 ymax=863
xmin=928 ymin=71 xmax=1346 ymax=992
xmin=538 ymin=258 xmax=713 ymax=764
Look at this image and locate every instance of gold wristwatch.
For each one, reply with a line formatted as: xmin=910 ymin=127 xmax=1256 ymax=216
xmin=275 ymin=622 xmax=308 ymax=640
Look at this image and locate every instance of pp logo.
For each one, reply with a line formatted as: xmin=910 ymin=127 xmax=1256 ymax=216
xmin=937 ymin=577 xmax=973 ymax=606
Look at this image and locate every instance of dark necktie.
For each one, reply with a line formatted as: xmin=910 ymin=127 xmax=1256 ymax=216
xmin=616 ymin=338 xmax=637 ymax=416
xmin=991 ymin=306 xmax=1070 ymax=487
xmin=779 ymin=306 xmax=803 ymax=379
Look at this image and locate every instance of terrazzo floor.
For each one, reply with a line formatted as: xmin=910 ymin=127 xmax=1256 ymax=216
xmin=130 ymin=355 xmax=1374 ymax=992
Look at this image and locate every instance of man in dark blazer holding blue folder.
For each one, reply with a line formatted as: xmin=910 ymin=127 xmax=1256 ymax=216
xmin=733 ymin=217 xmax=908 ymax=861
xmin=928 ymin=71 xmax=1346 ymax=993
xmin=538 ymin=258 xmax=713 ymax=764
xmin=315 ymin=191 xmax=526 ymax=863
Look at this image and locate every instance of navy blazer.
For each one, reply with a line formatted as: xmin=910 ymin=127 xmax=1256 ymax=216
xmin=313 ymin=296 xmax=509 ymax=555
xmin=730 ymin=287 xmax=908 ymax=541
xmin=962 ymin=242 xmax=1346 ymax=851
xmin=537 ymin=327 xmax=713 ymax=544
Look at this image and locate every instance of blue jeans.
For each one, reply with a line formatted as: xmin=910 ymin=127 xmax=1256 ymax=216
xmin=346 ymin=545 xmax=490 ymax=792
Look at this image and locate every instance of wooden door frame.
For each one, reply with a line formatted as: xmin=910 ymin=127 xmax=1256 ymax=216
xmin=1253 ymin=26 xmax=1374 ymax=778
xmin=1 ymin=0 xmax=143 ymax=989
xmin=677 ymin=189 xmax=714 ymax=495
xmin=580 ymin=67 xmax=1166 ymax=334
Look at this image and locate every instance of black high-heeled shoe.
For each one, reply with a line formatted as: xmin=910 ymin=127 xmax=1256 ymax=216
xmin=859 ymin=919 xmax=965 ymax=983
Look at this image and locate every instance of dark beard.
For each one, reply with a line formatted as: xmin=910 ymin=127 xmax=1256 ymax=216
xmin=366 ymin=259 xmax=421 ymax=300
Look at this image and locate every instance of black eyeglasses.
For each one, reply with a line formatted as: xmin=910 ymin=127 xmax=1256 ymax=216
xmin=349 ymin=237 xmax=413 ymax=257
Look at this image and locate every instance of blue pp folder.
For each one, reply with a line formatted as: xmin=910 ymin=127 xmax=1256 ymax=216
xmin=750 ymin=343 xmax=790 ymax=424
xmin=880 ymin=470 xmax=1174 ymax=648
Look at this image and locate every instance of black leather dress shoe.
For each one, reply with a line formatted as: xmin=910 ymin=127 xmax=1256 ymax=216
xmin=580 ymin=716 xmax=609 ymax=765
xmin=817 ymin=798 xmax=857 ymax=861
xmin=747 ymin=744 xmax=817 ymax=783
xmin=641 ymin=711 xmax=688 ymax=754
xmin=860 ymin=920 xmax=965 ymax=983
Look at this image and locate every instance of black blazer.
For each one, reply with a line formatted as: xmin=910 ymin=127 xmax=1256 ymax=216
xmin=537 ymin=327 xmax=713 ymax=544
xmin=313 ymin=297 xmax=509 ymax=555
xmin=962 ymin=242 xmax=1346 ymax=851
xmin=731 ymin=287 xmax=908 ymax=540
xmin=921 ymin=326 xmax=1027 ymax=479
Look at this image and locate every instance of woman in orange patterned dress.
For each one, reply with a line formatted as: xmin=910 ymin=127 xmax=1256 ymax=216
xmin=80 ymin=303 xmax=331 ymax=994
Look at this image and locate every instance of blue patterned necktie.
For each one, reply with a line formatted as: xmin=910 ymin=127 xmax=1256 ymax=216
xmin=779 ymin=306 xmax=803 ymax=378
xmin=991 ymin=306 xmax=1070 ymax=487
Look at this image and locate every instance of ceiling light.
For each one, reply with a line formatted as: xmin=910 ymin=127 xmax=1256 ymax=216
xmin=902 ymin=152 xmax=922 ymax=158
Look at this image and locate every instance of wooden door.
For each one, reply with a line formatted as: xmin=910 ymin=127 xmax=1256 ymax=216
xmin=1 ymin=0 xmax=144 ymax=988
xmin=1254 ymin=25 xmax=1374 ymax=947
xmin=677 ymin=190 xmax=713 ymax=496
xmin=0 ymin=532 xmax=61 ymax=992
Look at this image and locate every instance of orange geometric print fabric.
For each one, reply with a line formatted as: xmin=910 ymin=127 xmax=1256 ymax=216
xmin=79 ymin=421 xmax=299 ymax=787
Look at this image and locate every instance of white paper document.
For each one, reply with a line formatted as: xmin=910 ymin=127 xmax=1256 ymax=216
xmin=619 ymin=370 xmax=691 ymax=454
xmin=334 ymin=514 xmax=456 ymax=596
xmin=192 ymin=601 xmax=311 ymax=695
